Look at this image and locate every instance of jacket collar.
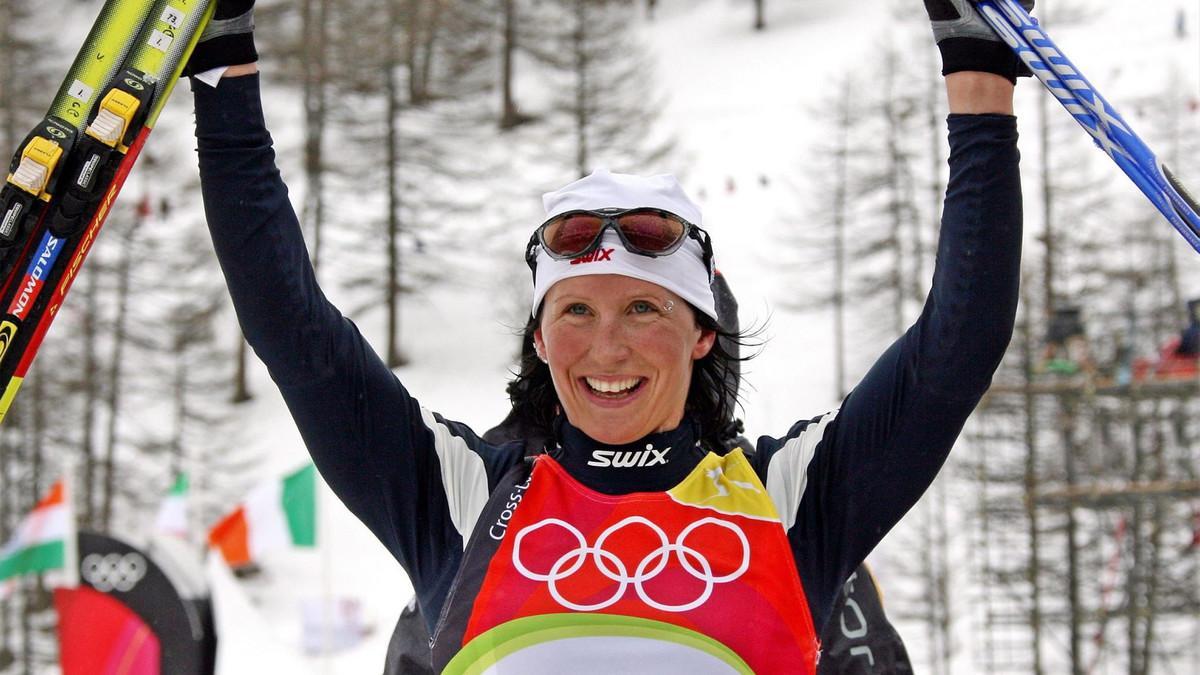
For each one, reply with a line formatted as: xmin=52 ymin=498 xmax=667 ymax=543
xmin=550 ymin=416 xmax=707 ymax=495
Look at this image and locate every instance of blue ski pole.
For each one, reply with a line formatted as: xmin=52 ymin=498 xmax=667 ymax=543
xmin=974 ymin=0 xmax=1200 ymax=254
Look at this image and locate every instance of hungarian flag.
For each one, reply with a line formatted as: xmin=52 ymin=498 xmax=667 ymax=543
xmin=0 ymin=479 xmax=77 ymax=598
xmin=153 ymin=473 xmax=189 ymax=539
xmin=207 ymin=464 xmax=316 ymax=567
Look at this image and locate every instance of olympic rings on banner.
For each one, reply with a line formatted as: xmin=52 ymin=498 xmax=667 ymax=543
xmin=81 ymin=552 xmax=147 ymax=593
xmin=511 ymin=516 xmax=750 ymax=613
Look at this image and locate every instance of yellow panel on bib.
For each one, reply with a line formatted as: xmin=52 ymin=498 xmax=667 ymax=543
xmin=667 ymin=449 xmax=780 ymax=522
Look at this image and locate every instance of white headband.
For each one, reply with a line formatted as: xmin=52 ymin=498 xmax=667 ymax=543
xmin=531 ymin=169 xmax=717 ymax=321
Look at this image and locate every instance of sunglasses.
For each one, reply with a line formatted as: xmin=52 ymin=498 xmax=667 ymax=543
xmin=525 ymin=207 xmax=714 ymax=279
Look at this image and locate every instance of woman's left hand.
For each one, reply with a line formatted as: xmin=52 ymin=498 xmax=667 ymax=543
xmin=923 ymin=0 xmax=1034 ymax=84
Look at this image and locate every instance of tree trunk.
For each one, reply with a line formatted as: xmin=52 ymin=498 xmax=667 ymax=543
xmin=417 ymin=0 xmax=444 ymax=104
xmin=753 ymin=0 xmax=765 ymax=30
xmin=20 ymin=376 xmax=43 ymax=675
xmin=1021 ymin=296 xmax=1046 ymax=675
xmin=572 ymin=0 xmax=589 ymax=177
xmin=925 ymin=41 xmax=943 ymax=244
xmin=172 ymin=337 xmax=189 ymax=474
xmin=1138 ymin=493 xmax=1163 ymax=675
xmin=499 ymin=0 xmax=524 ymax=129
xmin=1126 ymin=398 xmax=1145 ymax=675
xmin=0 ymin=0 xmax=16 ymax=153
xmin=1061 ymin=399 xmax=1084 ymax=675
xmin=232 ymin=333 xmax=251 ymax=403
xmin=882 ymin=56 xmax=907 ymax=336
xmin=100 ymin=215 xmax=142 ymax=531
xmin=404 ymin=0 xmax=436 ymax=106
xmin=302 ymin=0 xmax=329 ymax=272
xmin=18 ymin=574 xmax=28 ymax=675
xmin=79 ymin=269 xmax=98 ymax=528
xmin=0 ymin=421 xmax=11 ymax=666
xmin=919 ymin=500 xmax=942 ymax=675
xmin=831 ymin=82 xmax=848 ymax=400
xmin=1039 ymin=85 xmax=1056 ymax=316
xmin=385 ymin=0 xmax=408 ymax=368
xmin=934 ymin=480 xmax=952 ymax=673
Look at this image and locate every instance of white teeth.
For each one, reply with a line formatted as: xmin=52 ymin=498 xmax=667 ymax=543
xmin=586 ymin=377 xmax=640 ymax=394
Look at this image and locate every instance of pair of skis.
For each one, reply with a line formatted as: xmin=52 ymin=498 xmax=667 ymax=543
xmin=975 ymin=0 xmax=1200 ymax=254
xmin=0 ymin=0 xmax=214 ymax=424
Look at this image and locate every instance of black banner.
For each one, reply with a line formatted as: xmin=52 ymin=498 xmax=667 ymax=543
xmin=57 ymin=531 xmax=215 ymax=675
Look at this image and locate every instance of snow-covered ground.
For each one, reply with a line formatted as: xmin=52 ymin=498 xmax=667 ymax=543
xmin=120 ymin=1 xmax=1200 ymax=672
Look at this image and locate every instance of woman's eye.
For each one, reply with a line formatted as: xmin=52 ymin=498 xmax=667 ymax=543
xmin=566 ymin=303 xmax=589 ymax=316
xmin=631 ymin=301 xmax=656 ymax=314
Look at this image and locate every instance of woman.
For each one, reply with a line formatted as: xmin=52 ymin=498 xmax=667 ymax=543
xmin=189 ymin=0 xmax=1027 ymax=671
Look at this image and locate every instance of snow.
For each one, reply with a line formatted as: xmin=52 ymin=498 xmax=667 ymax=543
xmin=62 ymin=0 xmax=1200 ymax=672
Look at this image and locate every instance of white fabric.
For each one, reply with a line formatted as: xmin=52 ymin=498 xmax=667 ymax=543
xmin=154 ymin=493 xmax=189 ymax=538
xmin=194 ymin=66 xmax=228 ymax=88
xmin=533 ymin=169 xmax=716 ymax=320
xmin=244 ymin=478 xmax=290 ymax=558
xmin=0 ymin=497 xmax=69 ymax=556
xmin=420 ymin=407 xmax=491 ymax=548
xmin=543 ymin=168 xmax=704 ymax=225
xmin=765 ymin=411 xmax=838 ymax=531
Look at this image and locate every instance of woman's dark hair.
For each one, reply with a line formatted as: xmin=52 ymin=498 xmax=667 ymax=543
xmin=501 ymin=305 xmax=754 ymax=452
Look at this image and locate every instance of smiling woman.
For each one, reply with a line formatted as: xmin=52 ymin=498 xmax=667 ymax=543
xmin=189 ymin=0 xmax=1028 ymax=672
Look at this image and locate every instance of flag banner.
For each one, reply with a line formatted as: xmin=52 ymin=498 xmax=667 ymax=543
xmin=55 ymin=586 xmax=161 ymax=675
xmin=154 ymin=472 xmax=190 ymax=539
xmin=57 ymin=530 xmax=216 ymax=675
xmin=0 ymin=478 xmax=76 ymax=597
xmin=208 ymin=463 xmax=317 ymax=567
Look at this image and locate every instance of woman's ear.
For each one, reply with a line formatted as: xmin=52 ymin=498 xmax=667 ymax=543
xmin=533 ymin=328 xmax=548 ymax=363
xmin=692 ymin=329 xmax=717 ymax=360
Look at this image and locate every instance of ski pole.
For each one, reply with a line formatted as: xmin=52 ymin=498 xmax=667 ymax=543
xmin=974 ymin=0 xmax=1200 ymax=254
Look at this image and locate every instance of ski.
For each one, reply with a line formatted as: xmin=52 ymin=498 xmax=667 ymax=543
xmin=0 ymin=0 xmax=156 ymax=286
xmin=0 ymin=0 xmax=216 ymax=424
xmin=975 ymin=0 xmax=1200 ymax=254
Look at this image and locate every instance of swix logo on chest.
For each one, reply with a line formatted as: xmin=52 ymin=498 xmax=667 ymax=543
xmin=588 ymin=447 xmax=670 ymax=468
xmin=569 ymin=248 xmax=614 ymax=265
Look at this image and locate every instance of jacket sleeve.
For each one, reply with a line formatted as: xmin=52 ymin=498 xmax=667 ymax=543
xmin=754 ymin=113 xmax=1023 ymax=633
xmin=191 ymin=75 xmax=521 ymax=618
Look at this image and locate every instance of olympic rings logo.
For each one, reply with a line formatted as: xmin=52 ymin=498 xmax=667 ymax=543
xmin=81 ymin=553 xmax=147 ymax=593
xmin=512 ymin=516 xmax=750 ymax=613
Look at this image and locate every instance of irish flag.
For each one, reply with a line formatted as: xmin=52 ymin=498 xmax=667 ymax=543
xmin=0 ymin=479 xmax=77 ymax=598
xmin=208 ymin=464 xmax=316 ymax=567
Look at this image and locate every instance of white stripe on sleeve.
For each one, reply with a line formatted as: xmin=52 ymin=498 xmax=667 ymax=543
xmin=420 ymin=407 xmax=490 ymax=549
xmin=765 ymin=411 xmax=838 ymax=531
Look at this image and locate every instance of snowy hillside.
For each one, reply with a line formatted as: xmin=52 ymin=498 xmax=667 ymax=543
xmin=30 ymin=0 xmax=1198 ymax=673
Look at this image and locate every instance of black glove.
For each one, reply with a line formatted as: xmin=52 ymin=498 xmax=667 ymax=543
xmin=923 ymin=0 xmax=1035 ymax=83
xmin=182 ymin=0 xmax=257 ymax=77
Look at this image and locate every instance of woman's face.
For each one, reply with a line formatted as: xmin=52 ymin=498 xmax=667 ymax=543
xmin=534 ymin=274 xmax=716 ymax=445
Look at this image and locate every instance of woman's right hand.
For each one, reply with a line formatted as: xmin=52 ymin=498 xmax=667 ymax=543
xmin=182 ymin=0 xmax=258 ymax=77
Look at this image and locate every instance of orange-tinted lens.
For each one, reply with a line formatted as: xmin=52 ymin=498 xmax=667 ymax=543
xmin=616 ymin=212 xmax=685 ymax=252
xmin=542 ymin=214 xmax=605 ymax=256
